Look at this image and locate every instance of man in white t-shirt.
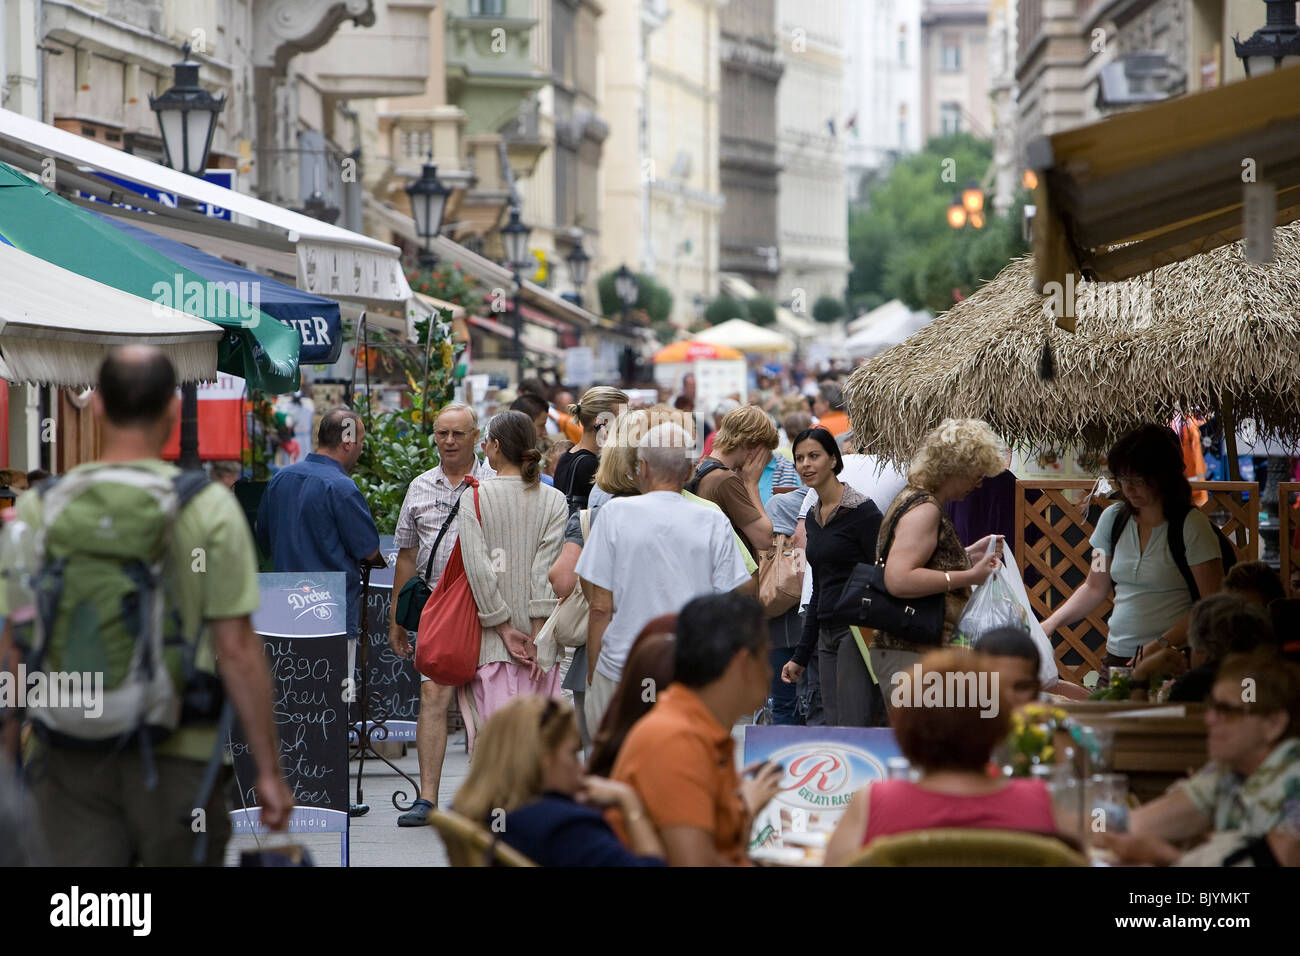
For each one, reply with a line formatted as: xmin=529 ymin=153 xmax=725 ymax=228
xmin=576 ymin=423 xmax=752 ymax=730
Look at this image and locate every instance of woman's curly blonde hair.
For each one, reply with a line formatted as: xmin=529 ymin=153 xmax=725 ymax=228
xmin=907 ymin=419 xmax=1008 ymax=494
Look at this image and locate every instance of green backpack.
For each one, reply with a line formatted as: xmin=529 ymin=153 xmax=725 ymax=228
xmin=27 ymin=465 xmax=214 ymax=748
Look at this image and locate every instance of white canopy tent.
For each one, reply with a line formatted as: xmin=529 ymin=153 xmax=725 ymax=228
xmin=693 ymin=318 xmax=793 ymax=354
xmin=0 ymin=240 xmax=222 ymax=386
xmin=0 ymin=107 xmax=412 ymax=310
xmin=717 ymin=273 xmax=819 ymax=342
xmin=843 ymin=301 xmax=933 ymax=359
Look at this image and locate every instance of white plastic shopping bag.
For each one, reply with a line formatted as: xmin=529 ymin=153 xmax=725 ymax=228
xmin=956 ymin=537 xmax=1057 ymax=686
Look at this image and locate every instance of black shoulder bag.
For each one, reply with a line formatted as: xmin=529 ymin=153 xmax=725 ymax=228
xmin=395 ymin=497 xmax=461 ymax=632
xmin=829 ymin=492 xmax=946 ymax=646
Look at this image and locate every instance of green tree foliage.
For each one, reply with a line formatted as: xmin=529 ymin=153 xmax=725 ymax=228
xmin=350 ymin=309 xmax=458 ymax=534
xmin=848 ymin=132 xmax=1029 ymax=312
xmin=705 ymin=294 xmax=747 ymax=326
xmin=746 ymin=296 xmax=777 ymax=327
xmin=812 ymin=294 xmax=847 ymax=324
xmin=597 ymin=270 xmax=674 ymax=324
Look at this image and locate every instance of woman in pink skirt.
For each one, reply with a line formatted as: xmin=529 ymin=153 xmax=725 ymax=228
xmin=457 ymin=410 xmax=568 ymax=750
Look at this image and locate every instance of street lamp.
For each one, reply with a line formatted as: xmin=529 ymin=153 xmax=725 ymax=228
xmin=614 ymin=263 xmax=639 ymax=323
xmin=564 ymin=230 xmax=591 ymax=307
xmin=948 ymin=185 xmax=985 ymax=230
xmin=500 ymin=204 xmax=532 ymax=384
xmin=150 ymin=41 xmax=226 ymax=472
xmin=405 ymin=157 xmax=452 ymax=269
xmin=1233 ymin=0 xmax=1300 ymax=75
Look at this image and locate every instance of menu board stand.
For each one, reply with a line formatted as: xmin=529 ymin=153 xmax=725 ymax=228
xmin=348 ymin=544 xmax=422 ymax=814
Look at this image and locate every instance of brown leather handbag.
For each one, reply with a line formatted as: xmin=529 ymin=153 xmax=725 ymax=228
xmin=757 ymin=533 xmax=804 ymax=618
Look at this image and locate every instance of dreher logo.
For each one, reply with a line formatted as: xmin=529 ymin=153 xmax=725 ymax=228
xmin=286 ymin=580 xmax=338 ymax=622
xmin=768 ymin=743 xmax=886 ymax=811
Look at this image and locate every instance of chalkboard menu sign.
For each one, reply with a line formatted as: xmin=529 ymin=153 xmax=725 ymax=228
xmin=349 ymin=536 xmax=420 ymax=741
xmin=229 ymin=572 xmax=350 ymax=861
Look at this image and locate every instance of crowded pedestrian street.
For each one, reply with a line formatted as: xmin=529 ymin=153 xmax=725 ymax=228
xmin=1 ymin=0 xmax=1297 ymax=941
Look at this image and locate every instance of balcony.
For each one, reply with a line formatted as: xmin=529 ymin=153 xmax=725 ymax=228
xmin=295 ymin=2 xmax=437 ymax=98
xmin=445 ymin=0 xmax=545 ymax=104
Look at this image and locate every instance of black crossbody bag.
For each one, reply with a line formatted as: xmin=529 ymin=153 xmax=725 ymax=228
xmin=394 ymin=497 xmax=461 ymax=632
xmin=829 ymin=492 xmax=946 ymax=646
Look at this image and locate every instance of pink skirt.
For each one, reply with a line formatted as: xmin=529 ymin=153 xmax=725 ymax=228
xmin=462 ymin=660 xmax=563 ymax=755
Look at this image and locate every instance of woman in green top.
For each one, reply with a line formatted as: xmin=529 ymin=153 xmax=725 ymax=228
xmin=1041 ymin=424 xmax=1224 ymax=674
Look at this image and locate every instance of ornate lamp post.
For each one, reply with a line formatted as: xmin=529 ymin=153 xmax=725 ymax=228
xmin=564 ymin=231 xmax=591 ymax=308
xmin=500 ymin=204 xmax=532 ymax=384
xmin=150 ymin=42 xmax=226 ymax=471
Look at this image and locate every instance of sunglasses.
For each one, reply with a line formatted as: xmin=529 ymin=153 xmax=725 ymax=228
xmin=1112 ymin=474 xmax=1151 ymax=490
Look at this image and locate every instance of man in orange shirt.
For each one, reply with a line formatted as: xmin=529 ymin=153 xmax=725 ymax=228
xmin=812 ymin=382 xmax=850 ymax=437
xmin=611 ymin=593 xmax=783 ymax=866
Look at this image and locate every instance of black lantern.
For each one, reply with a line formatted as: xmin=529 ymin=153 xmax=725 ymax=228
xmin=501 ymin=204 xmax=532 ymax=270
xmin=614 ymin=263 xmax=639 ymax=312
xmin=565 ymin=231 xmax=591 ymax=305
xmin=149 ymin=42 xmax=226 ymax=177
xmin=405 ymin=158 xmax=452 ymax=268
xmin=1234 ymin=0 xmax=1300 ymax=75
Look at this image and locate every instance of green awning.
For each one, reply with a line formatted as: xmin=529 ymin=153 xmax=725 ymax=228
xmin=0 ymin=162 xmax=299 ymax=392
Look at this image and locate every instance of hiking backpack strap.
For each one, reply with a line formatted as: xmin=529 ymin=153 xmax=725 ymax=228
xmin=685 ymin=459 xmax=728 ymax=495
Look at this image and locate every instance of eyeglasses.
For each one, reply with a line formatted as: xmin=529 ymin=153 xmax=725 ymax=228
xmin=434 ymin=429 xmax=470 ymax=441
xmin=1207 ymin=698 xmax=1267 ymax=720
xmin=1113 ymin=474 xmax=1150 ymax=490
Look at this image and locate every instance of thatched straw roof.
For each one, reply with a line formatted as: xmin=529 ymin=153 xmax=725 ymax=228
xmin=845 ymin=223 xmax=1300 ymax=469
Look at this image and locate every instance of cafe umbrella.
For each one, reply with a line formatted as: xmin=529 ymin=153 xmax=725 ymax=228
xmin=0 ymin=161 xmax=299 ymax=393
xmin=843 ymin=221 xmax=1300 ymax=478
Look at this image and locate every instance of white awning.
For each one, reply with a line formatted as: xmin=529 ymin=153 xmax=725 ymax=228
xmin=0 ymin=241 xmax=222 ymax=386
xmin=0 ymin=107 xmax=411 ymax=307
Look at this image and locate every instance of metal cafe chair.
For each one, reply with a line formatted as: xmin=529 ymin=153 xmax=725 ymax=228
xmin=843 ymin=828 xmax=1088 ymax=867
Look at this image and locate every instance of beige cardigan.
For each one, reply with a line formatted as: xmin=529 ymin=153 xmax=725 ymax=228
xmin=456 ymin=476 xmax=568 ymax=668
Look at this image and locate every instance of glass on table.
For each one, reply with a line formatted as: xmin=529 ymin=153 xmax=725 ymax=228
xmin=1085 ymin=773 xmax=1129 ymax=845
xmin=1031 ymin=763 xmax=1083 ymax=844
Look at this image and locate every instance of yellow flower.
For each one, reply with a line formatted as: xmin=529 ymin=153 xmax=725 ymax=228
xmin=411 ymin=409 xmax=423 ymax=424
xmin=1042 ymin=746 xmax=1055 ymax=762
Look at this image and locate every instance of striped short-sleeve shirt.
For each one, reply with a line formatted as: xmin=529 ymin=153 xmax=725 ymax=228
xmin=393 ymin=457 xmax=496 ymax=587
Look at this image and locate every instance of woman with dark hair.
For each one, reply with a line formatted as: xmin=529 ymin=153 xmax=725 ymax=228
xmin=586 ymin=616 xmax=677 ymax=778
xmin=779 ymin=427 xmax=884 ymax=726
xmin=552 ymin=385 xmax=629 ymax=514
xmin=1041 ymin=424 xmax=1225 ymax=681
xmin=458 ymin=411 xmax=569 ymax=741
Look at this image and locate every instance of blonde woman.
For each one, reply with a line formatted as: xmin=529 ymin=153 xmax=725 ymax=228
xmin=688 ymin=404 xmax=779 ymax=556
xmin=870 ymin=419 xmax=1008 ymax=703
xmin=452 ymin=696 xmax=665 ymax=866
xmin=553 ymin=385 xmax=629 ymax=514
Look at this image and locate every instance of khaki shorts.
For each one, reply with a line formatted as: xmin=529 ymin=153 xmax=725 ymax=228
xmin=26 ymin=744 xmax=232 ymax=866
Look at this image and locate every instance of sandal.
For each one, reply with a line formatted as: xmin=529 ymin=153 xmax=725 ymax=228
xmin=397 ymin=798 xmax=435 ymax=827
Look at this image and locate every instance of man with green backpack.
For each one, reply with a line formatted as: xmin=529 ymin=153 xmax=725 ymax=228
xmin=0 ymin=346 xmax=291 ymax=865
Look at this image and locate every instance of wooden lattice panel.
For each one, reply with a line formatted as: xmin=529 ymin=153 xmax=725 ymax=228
xmin=1014 ymin=480 xmax=1259 ymax=685
xmin=1279 ymin=483 xmax=1300 ymax=590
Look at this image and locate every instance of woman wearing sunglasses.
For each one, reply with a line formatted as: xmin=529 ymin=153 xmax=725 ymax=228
xmin=1040 ymin=424 xmax=1225 ymax=684
xmin=1099 ymin=649 xmax=1300 ymax=866
xmin=454 ymin=696 xmax=666 ymax=866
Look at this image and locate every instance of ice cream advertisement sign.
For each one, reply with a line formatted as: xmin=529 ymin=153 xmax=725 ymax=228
xmin=744 ymin=726 xmax=901 ymax=863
